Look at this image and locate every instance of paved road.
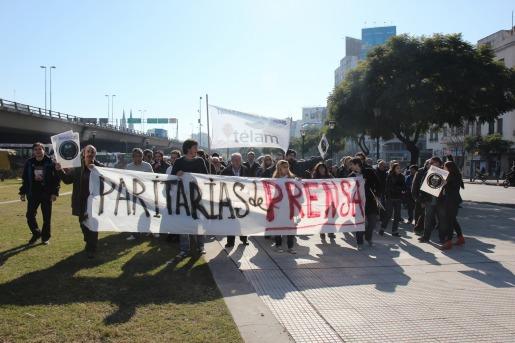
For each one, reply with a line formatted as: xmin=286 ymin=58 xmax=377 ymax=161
xmin=211 ymin=201 xmax=515 ymax=342
xmin=461 ymin=183 xmax=515 ymax=206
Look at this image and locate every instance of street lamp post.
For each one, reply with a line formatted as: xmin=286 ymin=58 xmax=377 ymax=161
xmin=91 ymin=131 xmax=97 ymax=146
xmin=111 ymin=95 xmax=116 ymax=126
xmin=300 ymin=129 xmax=306 ymax=159
xmin=105 ymin=95 xmax=110 ymax=122
xmin=328 ymin=120 xmax=336 ymax=160
xmin=40 ymin=66 xmax=47 ymax=113
xmin=373 ymin=108 xmax=381 ymax=160
xmin=49 ymin=66 xmax=56 ymax=113
xmin=198 ymin=96 xmax=202 ymax=146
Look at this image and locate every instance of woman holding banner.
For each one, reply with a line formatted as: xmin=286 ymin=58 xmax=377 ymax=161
xmin=312 ymin=162 xmax=336 ymax=240
xmin=272 ymin=160 xmax=297 ymax=254
xmin=440 ymin=161 xmax=465 ymax=250
xmin=56 ymin=145 xmax=103 ymax=259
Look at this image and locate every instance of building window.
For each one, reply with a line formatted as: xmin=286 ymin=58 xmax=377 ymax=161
xmin=475 ymin=122 xmax=481 ymax=136
xmin=497 ymin=118 xmax=503 ymax=134
xmin=488 ymin=121 xmax=495 ymax=135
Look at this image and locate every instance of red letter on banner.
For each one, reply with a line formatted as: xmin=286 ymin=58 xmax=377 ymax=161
xmin=322 ymin=181 xmax=339 ymax=218
xmin=339 ymin=179 xmax=352 ymax=217
xmin=262 ymin=181 xmax=283 ymax=222
xmin=352 ymin=180 xmax=365 ymax=217
xmin=285 ymin=181 xmax=305 ymax=220
xmin=303 ymin=182 xmax=320 ymax=218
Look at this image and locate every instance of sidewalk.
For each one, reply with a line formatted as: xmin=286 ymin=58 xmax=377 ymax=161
xmin=207 ymin=202 xmax=515 ymax=342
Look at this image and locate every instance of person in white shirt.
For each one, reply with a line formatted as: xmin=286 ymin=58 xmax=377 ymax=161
xmin=126 ymin=148 xmax=155 ymax=240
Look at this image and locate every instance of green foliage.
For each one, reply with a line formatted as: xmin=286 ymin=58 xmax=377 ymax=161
xmin=289 ymin=128 xmax=345 ymax=158
xmin=465 ymin=134 xmax=513 ymax=157
xmin=328 ymin=33 xmax=515 ymax=164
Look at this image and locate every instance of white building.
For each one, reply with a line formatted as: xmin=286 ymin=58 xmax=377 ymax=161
xmin=426 ymin=27 xmax=515 ymax=176
xmin=334 ymin=56 xmax=359 ymax=87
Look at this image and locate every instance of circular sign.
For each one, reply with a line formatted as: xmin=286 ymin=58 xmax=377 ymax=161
xmin=59 ymin=140 xmax=79 ymax=161
xmin=426 ymin=173 xmax=444 ymax=189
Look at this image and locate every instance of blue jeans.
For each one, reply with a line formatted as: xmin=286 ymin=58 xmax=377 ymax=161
xmin=179 ymin=234 xmax=204 ymax=253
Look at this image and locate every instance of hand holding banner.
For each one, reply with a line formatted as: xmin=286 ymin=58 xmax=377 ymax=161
xmin=51 ymin=130 xmax=81 ymax=168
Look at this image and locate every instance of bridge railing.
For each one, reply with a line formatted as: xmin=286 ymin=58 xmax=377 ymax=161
xmin=0 ymin=98 xmax=179 ymax=141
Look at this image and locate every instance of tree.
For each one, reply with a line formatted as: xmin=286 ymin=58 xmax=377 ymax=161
xmin=465 ymin=133 xmax=512 ymax=158
xmin=328 ymin=34 xmax=515 ymax=164
xmin=289 ymin=128 xmax=345 ymax=159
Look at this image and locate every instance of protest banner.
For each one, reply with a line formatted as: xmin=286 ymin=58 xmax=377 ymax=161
xmin=420 ymin=165 xmax=449 ymax=197
xmin=51 ymin=130 xmax=81 ymax=168
xmin=209 ymin=105 xmax=291 ymax=151
xmin=85 ymin=167 xmax=366 ymax=235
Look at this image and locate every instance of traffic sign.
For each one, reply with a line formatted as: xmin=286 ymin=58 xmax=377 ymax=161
xmin=128 ymin=118 xmax=142 ymax=124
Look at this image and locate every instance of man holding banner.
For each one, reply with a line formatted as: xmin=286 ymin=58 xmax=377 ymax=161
xmin=222 ymin=152 xmax=249 ymax=248
xmin=57 ymin=145 xmax=103 ymax=258
xmin=170 ymin=139 xmax=209 ymax=260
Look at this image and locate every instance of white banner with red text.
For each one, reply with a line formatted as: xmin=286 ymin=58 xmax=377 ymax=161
xmin=85 ymin=167 xmax=365 ymax=235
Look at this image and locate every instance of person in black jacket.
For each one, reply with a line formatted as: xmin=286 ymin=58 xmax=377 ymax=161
xmin=286 ymin=149 xmax=322 ymax=178
xmin=415 ymin=157 xmax=444 ymax=243
xmin=19 ymin=142 xmax=61 ymax=245
xmin=440 ymin=161 xmax=465 ymax=250
xmin=312 ymin=162 xmax=336 ymax=240
xmin=411 ymin=159 xmax=431 ymax=235
xmin=170 ymin=139 xmax=209 ymax=261
xmin=256 ymin=154 xmax=273 ymax=177
xmin=380 ymin=163 xmax=406 ymax=236
xmin=243 ymin=151 xmax=259 ymax=177
xmin=152 ymin=150 xmax=170 ymax=174
xmin=348 ymin=157 xmax=380 ymax=250
xmin=374 ymin=160 xmax=388 ymax=225
xmin=56 ymin=145 xmax=103 ymax=258
xmin=222 ymin=152 xmax=249 ymax=248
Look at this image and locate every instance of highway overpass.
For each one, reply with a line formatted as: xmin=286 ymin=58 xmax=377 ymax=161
xmin=0 ymin=98 xmax=182 ymax=152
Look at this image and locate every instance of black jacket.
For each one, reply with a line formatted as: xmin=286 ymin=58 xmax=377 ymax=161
xmin=221 ymin=165 xmax=248 ymax=177
xmin=61 ymin=160 xmax=103 ymax=217
xmin=374 ymin=168 xmax=387 ymax=197
xmin=152 ymin=161 xmax=170 ymax=174
xmin=385 ymin=173 xmax=406 ymax=199
xmin=348 ymin=167 xmax=380 ymax=215
xmin=411 ymin=166 xmax=436 ymax=204
xmin=19 ymin=155 xmax=60 ymax=197
xmin=289 ymin=157 xmax=323 ymax=178
xmin=242 ymin=161 xmax=259 ymax=177
xmin=441 ymin=175 xmax=463 ymax=207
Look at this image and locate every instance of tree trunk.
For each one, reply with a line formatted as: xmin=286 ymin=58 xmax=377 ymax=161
xmin=393 ymin=131 xmax=420 ymax=165
xmin=406 ymin=141 xmax=420 ymax=165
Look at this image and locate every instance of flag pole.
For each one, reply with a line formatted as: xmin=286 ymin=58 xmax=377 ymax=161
xmin=206 ymin=94 xmax=211 ymax=155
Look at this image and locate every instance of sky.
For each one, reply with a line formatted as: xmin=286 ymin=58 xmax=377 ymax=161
xmin=1 ymin=0 xmax=514 ymax=140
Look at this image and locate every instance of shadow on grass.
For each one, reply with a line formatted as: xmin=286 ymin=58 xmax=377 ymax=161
xmin=0 ymin=234 xmax=220 ymax=325
xmin=0 ymin=243 xmax=40 ymax=266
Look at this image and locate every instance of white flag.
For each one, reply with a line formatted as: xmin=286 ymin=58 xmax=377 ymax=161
xmin=209 ymin=105 xmax=290 ymax=151
xmin=420 ymin=165 xmax=449 ymax=197
xmin=318 ymin=134 xmax=329 ymax=159
xmin=51 ymin=130 xmax=81 ymax=168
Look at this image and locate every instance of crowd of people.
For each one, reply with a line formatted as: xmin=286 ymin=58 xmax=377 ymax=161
xmin=19 ymin=139 xmax=467 ymax=259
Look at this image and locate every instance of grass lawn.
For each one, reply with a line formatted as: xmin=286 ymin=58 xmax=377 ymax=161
xmin=0 ymin=180 xmax=242 ymax=342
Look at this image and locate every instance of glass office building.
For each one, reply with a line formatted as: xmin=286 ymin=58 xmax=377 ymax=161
xmin=360 ymin=26 xmax=396 ymax=59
